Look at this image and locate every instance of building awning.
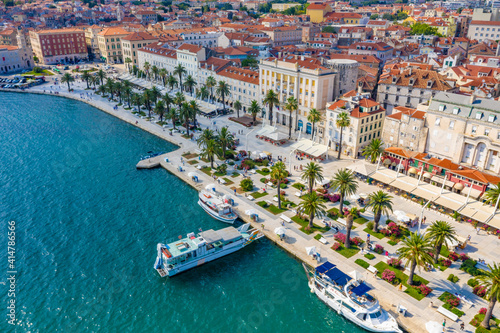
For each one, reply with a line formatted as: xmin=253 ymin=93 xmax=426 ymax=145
xmin=370 ymin=171 xmax=395 ymax=185
xmin=391 ymin=178 xmax=417 ymax=192
xmin=266 ymin=131 xmax=287 ymax=141
xmin=411 ymin=185 xmax=439 ymax=201
xmin=488 ymin=214 xmax=500 ymax=229
xmin=459 ymin=201 xmax=494 ymax=223
xmin=430 ymin=175 xmax=454 ymax=187
xmin=347 ymin=161 xmax=376 ymax=176
xmin=434 ymin=192 xmax=465 ymax=211
xmin=291 ymin=139 xmax=328 ymax=158
xmin=466 ymin=188 xmax=483 ymax=200
xmin=351 ymin=283 xmax=372 ymax=296
xmin=256 ymin=125 xmax=276 ymax=136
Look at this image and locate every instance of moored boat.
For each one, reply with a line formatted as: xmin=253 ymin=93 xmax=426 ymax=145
xmin=305 ymin=261 xmax=402 ymax=333
xmin=198 ymin=184 xmax=238 ymax=224
xmin=154 ymin=223 xmax=263 ymax=277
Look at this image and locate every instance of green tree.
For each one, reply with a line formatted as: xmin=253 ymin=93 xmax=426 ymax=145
xmin=241 ymin=55 xmax=258 ymax=67
xmin=285 ymin=97 xmax=298 ymax=139
xmin=199 ymin=86 xmax=209 ymax=101
xmin=301 ymin=162 xmax=323 ymax=194
xmin=61 ymin=73 xmax=74 ymax=91
xmin=307 ymin=108 xmax=321 ymax=138
xmin=180 ymin=102 xmax=193 ymax=135
xmin=173 ymin=64 xmax=186 ymax=91
xmin=163 ymin=93 xmax=174 ymax=118
xmin=233 ymin=100 xmax=242 ymax=118
xmin=427 ymin=221 xmax=457 ymax=264
xmin=331 ymin=169 xmax=358 ymax=213
xmin=336 ymin=111 xmax=350 ymax=159
xmin=151 ymin=65 xmax=159 ymax=82
xmin=410 ymin=22 xmax=440 ymax=36
xmin=473 ymin=263 xmax=500 ymax=329
xmin=150 ymin=86 xmax=161 ymax=103
xmin=159 ymin=68 xmax=168 ymax=86
xmin=322 ymin=26 xmax=336 ymax=33
xmin=217 ymin=126 xmax=234 ymax=159
xmin=344 ymin=208 xmax=358 ymax=248
xmin=81 ymin=71 xmax=91 ymax=89
xmin=484 ymin=185 xmax=500 ymax=208
xmin=201 ymin=139 xmax=218 ymax=169
xmin=166 ymin=107 xmax=178 ymax=129
xmin=142 ymin=89 xmax=154 ymax=118
xmin=365 ymin=190 xmax=393 ymax=232
xmin=197 ymin=128 xmax=214 ymax=148
xmin=397 ymin=232 xmax=434 ymax=285
xmin=114 ymin=81 xmax=123 ymax=104
xmin=143 ymin=62 xmax=151 ymax=79
xmin=173 ymin=91 xmax=185 ymax=112
xmin=206 ymin=76 xmax=217 ymax=102
xmin=249 ymin=100 xmax=260 ymax=124
xmin=263 ymin=90 xmax=279 ymax=124
xmin=167 ymin=75 xmax=178 ymax=90
xmin=155 ymin=100 xmax=166 ymax=122
xmin=298 ymin=191 xmax=326 ymax=230
xmin=370 ymin=14 xmax=379 ymax=20
xmin=188 ymin=100 xmax=200 ymax=128
xmin=185 ymin=75 xmax=197 ymax=95
xmin=216 ymin=81 xmax=230 ymax=113
xmin=132 ymin=93 xmax=142 ymax=113
xmin=97 ymin=69 xmax=106 ymax=85
xmin=123 ymin=85 xmax=133 ymax=109
xmin=270 ymin=161 xmax=288 ymax=209
xmin=362 ymin=138 xmax=385 ymax=163
xmin=124 ymin=57 xmax=132 ymax=71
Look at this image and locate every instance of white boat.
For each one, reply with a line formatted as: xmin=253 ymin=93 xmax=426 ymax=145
xmin=198 ymin=184 xmax=237 ymax=224
xmin=154 ymin=224 xmax=263 ymax=277
xmin=306 ymin=262 xmax=402 ymax=333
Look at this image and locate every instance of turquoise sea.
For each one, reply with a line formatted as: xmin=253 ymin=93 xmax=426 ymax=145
xmin=0 ymin=92 xmax=363 ymax=332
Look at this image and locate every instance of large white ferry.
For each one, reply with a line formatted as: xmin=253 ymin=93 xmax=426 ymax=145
xmin=198 ymin=184 xmax=238 ymax=224
xmin=154 ymin=223 xmax=263 ymax=277
xmin=306 ymin=261 xmax=402 ymax=333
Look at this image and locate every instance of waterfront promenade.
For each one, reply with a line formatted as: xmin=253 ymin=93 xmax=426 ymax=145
xmin=4 ymin=76 xmax=500 ymax=332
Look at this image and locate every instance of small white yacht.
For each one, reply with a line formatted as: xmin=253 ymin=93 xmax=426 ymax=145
xmin=306 ymin=261 xmax=402 ymax=333
xmin=154 ymin=223 xmax=263 ymax=277
xmin=198 ymin=184 xmax=238 ymax=224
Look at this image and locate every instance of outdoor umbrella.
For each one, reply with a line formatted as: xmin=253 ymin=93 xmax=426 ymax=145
xmin=205 ymin=183 xmax=216 ymax=191
xmin=348 ymin=270 xmax=363 ymax=281
xmin=393 ymin=210 xmax=406 ymax=217
xmin=350 ymin=194 xmax=360 ymax=200
xmin=274 ymin=227 xmax=286 ymax=236
xmin=188 ymin=172 xmax=199 ymax=178
xmin=305 ymin=246 xmax=317 ymax=256
xmin=425 ymin=321 xmax=442 ymax=333
xmin=245 ymin=209 xmax=256 ymax=216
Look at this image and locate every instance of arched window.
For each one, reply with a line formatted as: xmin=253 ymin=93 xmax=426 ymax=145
xmin=306 ymin=122 xmax=312 ymax=134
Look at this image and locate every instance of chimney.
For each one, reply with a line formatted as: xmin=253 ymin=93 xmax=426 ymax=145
xmin=357 ymin=81 xmax=363 ymax=94
xmin=470 ymin=93 xmax=476 ymax=105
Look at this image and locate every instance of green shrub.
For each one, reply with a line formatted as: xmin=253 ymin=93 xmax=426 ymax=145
xmin=343 ymin=200 xmax=350 ymax=206
xmin=261 ymin=159 xmax=269 ymax=166
xmin=228 ymin=161 xmax=235 ymax=166
xmin=262 ymin=167 xmax=269 ymax=173
xmin=447 ymin=274 xmax=459 ymax=284
xmin=240 ymin=178 xmax=254 ymax=191
xmin=442 ymin=303 xmax=465 ymax=317
xmin=364 ymin=253 xmax=375 ymax=260
xmin=216 ymin=164 xmax=227 ymax=174
xmin=33 ymin=66 xmax=43 ymax=73
xmin=279 ymin=183 xmax=287 ymax=189
xmin=468 ymin=278 xmax=479 ymax=288
xmin=367 ymin=221 xmax=374 ymax=231
xmin=355 ymin=259 xmax=369 ymax=269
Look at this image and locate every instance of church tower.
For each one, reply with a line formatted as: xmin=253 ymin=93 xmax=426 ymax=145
xmin=16 ymin=27 xmax=34 ymax=68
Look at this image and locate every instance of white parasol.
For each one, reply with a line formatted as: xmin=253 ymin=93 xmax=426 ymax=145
xmin=425 ymin=321 xmax=442 ymax=333
xmin=205 ymin=183 xmax=216 ymax=191
xmin=188 ymin=172 xmax=199 ymax=177
xmin=245 ymin=209 xmax=256 ymax=216
xmin=359 ymin=193 xmax=368 ymax=198
xmin=393 ymin=210 xmax=406 ymax=217
xmin=274 ymin=227 xmax=286 ymax=236
xmin=350 ymin=194 xmax=361 ymax=200
xmin=259 ymin=153 xmax=268 ymax=159
xmin=305 ymin=246 xmax=317 ymax=256
xmin=398 ymin=215 xmax=411 ymax=222
xmin=348 ymin=270 xmax=364 ymax=281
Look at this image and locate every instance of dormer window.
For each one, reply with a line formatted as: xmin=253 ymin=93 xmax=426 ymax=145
xmin=438 ymin=104 xmax=445 ymax=111
xmin=453 ymin=107 xmax=459 ymax=114
xmin=392 ymin=77 xmax=398 ymax=84
xmin=409 ymin=78 xmax=415 ymax=86
xmin=476 ymin=112 xmax=483 ymax=120
xmin=427 ymin=80 xmax=434 ymax=88
xmin=489 ymin=114 xmax=496 ymax=122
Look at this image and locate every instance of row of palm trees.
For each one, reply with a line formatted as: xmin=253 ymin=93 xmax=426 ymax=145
xmin=196 ymin=127 xmax=235 ymax=169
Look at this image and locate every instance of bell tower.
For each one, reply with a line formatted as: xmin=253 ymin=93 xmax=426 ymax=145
xmin=16 ymin=27 xmax=34 ymax=68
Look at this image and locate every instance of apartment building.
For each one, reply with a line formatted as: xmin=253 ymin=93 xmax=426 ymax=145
xmin=29 ymin=28 xmax=87 ymax=64
xmin=97 ymin=27 xmax=131 ymax=64
xmin=137 ymin=42 xmax=177 ymax=73
xmin=176 ymin=43 xmax=207 ymax=78
xmin=382 ymin=106 xmax=427 ymax=151
xmin=348 ymin=42 xmax=394 ymax=62
xmin=467 ymin=21 xmax=500 ymax=42
xmin=121 ymin=32 xmax=158 ymax=67
xmin=179 ymin=31 xmax=221 ymax=48
xmin=84 ymin=25 xmax=103 ymax=60
xmin=135 ymin=10 xmax=158 ymax=24
xmin=260 ymin=26 xmax=302 ymax=47
xmin=218 ymin=66 xmax=260 ymax=111
xmin=0 ymin=29 xmax=17 ymax=46
xmin=306 ymin=3 xmax=333 ymax=23
xmin=0 ymin=28 xmax=33 ymax=73
xmin=301 ymin=24 xmax=321 ymax=43
xmin=259 ymin=55 xmax=336 ymax=138
xmin=377 ymin=64 xmax=455 ymax=113
xmin=325 ymin=92 xmax=386 ymax=157
xmin=425 ymin=92 xmax=500 ymax=174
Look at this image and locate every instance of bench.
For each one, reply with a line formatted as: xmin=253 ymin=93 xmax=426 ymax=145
xmin=367 ymin=265 xmax=378 ymax=274
xmin=337 ymin=218 xmax=347 ymax=226
xmin=265 ymin=200 xmax=273 ymax=206
xmin=318 ymin=237 xmax=328 ymax=245
xmin=280 ymin=214 xmax=292 ymax=223
xmin=437 ymin=306 xmax=458 ymax=321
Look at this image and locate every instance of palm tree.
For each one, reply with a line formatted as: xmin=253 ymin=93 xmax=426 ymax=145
xmin=216 ymin=81 xmax=230 ymax=113
xmin=298 ymin=191 xmax=326 ymax=230
xmin=123 ymin=85 xmax=132 ymax=109
xmin=97 ymin=84 xmax=106 ymax=96
xmin=397 ymin=232 xmax=434 ymax=285
xmin=61 ymin=73 xmax=74 ymax=91
xmin=217 ymin=126 xmax=234 ymax=159
xmin=81 ymin=71 xmax=91 ymax=89
xmin=132 ymin=65 xmax=138 ymax=76
xmin=143 ymin=62 xmax=150 ymax=80
xmin=142 ymin=89 xmax=154 ymax=118
xmin=473 ymin=263 xmax=500 ymax=329
xmin=263 ymin=90 xmax=279 ymax=124
xmin=427 ymin=221 xmax=457 ymax=264
xmin=285 ymin=96 xmax=298 ymax=139
xmin=114 ymin=81 xmax=123 ymax=104
xmin=270 ymin=161 xmax=288 ymax=209
xmin=151 ymin=86 xmax=161 ymax=103
xmin=188 ymin=100 xmax=200 ymax=128
xmin=362 ymin=138 xmax=385 ymax=163
xmin=345 ymin=208 xmax=358 ymax=248
xmin=179 ymin=102 xmax=193 ymax=135
xmin=330 ymin=168 xmax=358 ymax=213
xmin=307 ymin=108 xmax=321 ymax=139
xmin=173 ymin=91 xmax=186 ymax=113
xmin=197 ymin=128 xmax=214 ymax=148
xmin=166 ymin=107 xmax=178 ymax=129
xmin=173 ymin=64 xmax=186 ymax=91
xmin=301 ymin=162 xmax=324 ymax=194
xmin=151 ymin=65 xmax=159 ymax=82
xmin=199 ymin=86 xmax=209 ymax=101
xmin=233 ymin=100 xmax=242 ymax=118
xmin=159 ymin=68 xmax=167 ymax=86
xmin=124 ymin=57 xmax=132 ymax=71
xmin=105 ymin=78 xmax=114 ymax=99
xmin=185 ymin=75 xmax=197 ymax=96
xmin=206 ymin=76 xmax=216 ymax=102
xmin=484 ymin=185 xmax=500 ymax=209
xmin=167 ymin=75 xmax=178 ymax=91
xmin=336 ymin=111 xmax=350 ymax=159
xmin=97 ymin=69 xmax=106 ymax=85
xmin=201 ymin=139 xmax=218 ymax=169
xmin=249 ymin=100 xmax=260 ymax=124
xmin=365 ymin=190 xmax=393 ymax=232
xmin=132 ymin=93 xmax=142 ymax=114
xmin=91 ymin=75 xmax=99 ymax=89
xmin=155 ymin=100 xmax=166 ymax=122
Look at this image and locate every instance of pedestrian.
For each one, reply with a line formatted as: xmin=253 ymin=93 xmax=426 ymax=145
xmin=367 ymin=234 xmax=370 ymax=243
xmin=429 ymin=301 xmax=434 ymax=308
xmin=373 ymin=270 xmax=377 ymax=278
xmin=423 ymin=216 xmax=427 ymax=225
xmin=234 ymin=189 xmax=236 ymax=196
xmin=385 ymin=250 xmax=389 ymax=257
xmin=442 ymin=319 xmax=446 ymax=332
xmin=477 ymin=226 xmax=481 ymax=234
xmin=467 ymin=235 xmax=471 ymax=242
xmin=261 ymin=224 xmax=265 ymax=230
xmin=398 ymin=283 xmax=403 ymax=291
xmin=460 ymin=322 xmax=465 ymax=331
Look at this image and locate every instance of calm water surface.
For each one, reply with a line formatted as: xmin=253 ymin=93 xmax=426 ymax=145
xmin=0 ymin=92 xmax=363 ymax=332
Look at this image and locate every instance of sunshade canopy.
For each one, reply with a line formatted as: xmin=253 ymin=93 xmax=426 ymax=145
xmin=351 ymin=283 xmax=372 ymax=296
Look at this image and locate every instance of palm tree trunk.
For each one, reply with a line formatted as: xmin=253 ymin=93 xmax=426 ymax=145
xmin=308 ymin=212 xmax=314 ymax=229
xmin=222 ymin=95 xmax=226 ymax=112
xmin=434 ymin=243 xmax=442 ymax=264
xmin=337 ymin=127 xmax=343 ymax=159
xmin=277 ymin=180 xmax=281 ymax=209
xmin=408 ymin=259 xmax=417 ymax=285
xmin=288 ymin=111 xmax=292 ymax=139
xmin=312 ymin=123 xmax=315 ymax=138
xmin=482 ymin=296 xmax=497 ymax=329
xmin=186 ymin=117 xmax=190 ymax=136
xmin=345 ymin=223 xmax=351 ymax=248
xmin=268 ymin=104 xmax=272 ymax=123
xmin=374 ymin=211 xmax=381 ymax=232
xmin=67 ymin=82 xmax=70 ymax=91
xmin=339 ymin=194 xmax=344 ymax=213
xmin=210 ymin=155 xmax=214 ymax=169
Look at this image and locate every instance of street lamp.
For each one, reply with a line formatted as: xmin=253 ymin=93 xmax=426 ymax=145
xmin=246 ymin=127 xmax=257 ymax=153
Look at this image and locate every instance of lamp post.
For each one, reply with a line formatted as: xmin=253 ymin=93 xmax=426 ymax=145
xmin=246 ymin=127 xmax=257 ymax=153
xmin=418 ymin=199 xmax=432 ymax=235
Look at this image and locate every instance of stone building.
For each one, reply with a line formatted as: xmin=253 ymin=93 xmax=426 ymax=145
xmin=326 ymin=58 xmax=360 ymax=99
xmin=382 ymin=106 xmax=427 ymax=152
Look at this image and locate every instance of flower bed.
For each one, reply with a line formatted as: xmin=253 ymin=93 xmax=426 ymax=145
xmin=448 ymin=251 xmax=460 ymax=261
xmin=387 ymin=258 xmax=403 ymax=269
xmin=374 ymin=244 xmax=384 ymax=255
xmin=332 ymin=242 xmax=360 ymax=258
xmin=291 ymin=215 xmax=330 ymax=235
xmin=438 ymin=292 xmax=463 ymax=316
xmin=382 ymin=269 xmax=397 ymax=284
xmin=473 ymin=285 xmax=487 ymax=298
xmin=460 ymin=259 xmax=485 ymax=276
xmin=374 ymin=261 xmax=430 ymax=301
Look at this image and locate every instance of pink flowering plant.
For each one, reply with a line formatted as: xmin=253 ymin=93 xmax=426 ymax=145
xmin=332 ymin=242 xmax=341 ymax=251
xmin=473 ymin=285 xmax=487 ymax=298
xmin=334 ymin=233 xmax=347 ymax=243
xmin=387 ymin=258 xmax=402 ymax=269
xmin=479 ymin=308 xmax=487 ymax=315
xmin=374 ymin=244 xmax=384 ymax=254
xmin=381 ymin=269 xmax=397 ymax=284
xmin=417 ymin=284 xmax=432 ymax=297
xmin=351 ymin=237 xmax=364 ymax=246
xmin=448 ymin=251 xmax=459 ymax=261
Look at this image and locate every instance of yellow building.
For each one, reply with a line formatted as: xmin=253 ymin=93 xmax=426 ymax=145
xmin=306 ymin=3 xmax=332 ymax=23
xmin=271 ymin=3 xmax=301 ymax=11
xmin=97 ymin=27 xmax=131 ymax=64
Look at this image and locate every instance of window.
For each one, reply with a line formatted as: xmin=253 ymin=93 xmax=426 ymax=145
xmin=485 ymin=128 xmax=490 ymax=136
xmin=489 ymin=115 xmax=496 ymax=122
xmin=438 ymin=104 xmax=445 ymax=111
xmin=449 ymin=120 xmax=455 ymax=129
xmin=472 ymin=126 xmax=477 ymax=134
xmin=444 ymin=146 xmax=449 ymax=152
xmin=435 ymin=118 xmax=441 ymax=126
xmin=453 ymin=107 xmax=459 ymax=115
xmin=447 ymin=133 xmax=452 ymax=140
xmin=476 ymin=112 xmax=483 ymax=120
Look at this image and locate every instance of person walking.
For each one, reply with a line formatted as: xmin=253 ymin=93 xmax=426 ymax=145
xmin=460 ymin=322 xmax=465 ymax=331
xmin=442 ymin=319 xmax=446 ymax=332
xmin=476 ymin=226 xmax=481 ymax=234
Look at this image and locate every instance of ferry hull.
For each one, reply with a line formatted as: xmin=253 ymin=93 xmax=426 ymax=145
xmin=198 ymin=200 xmax=237 ymax=224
